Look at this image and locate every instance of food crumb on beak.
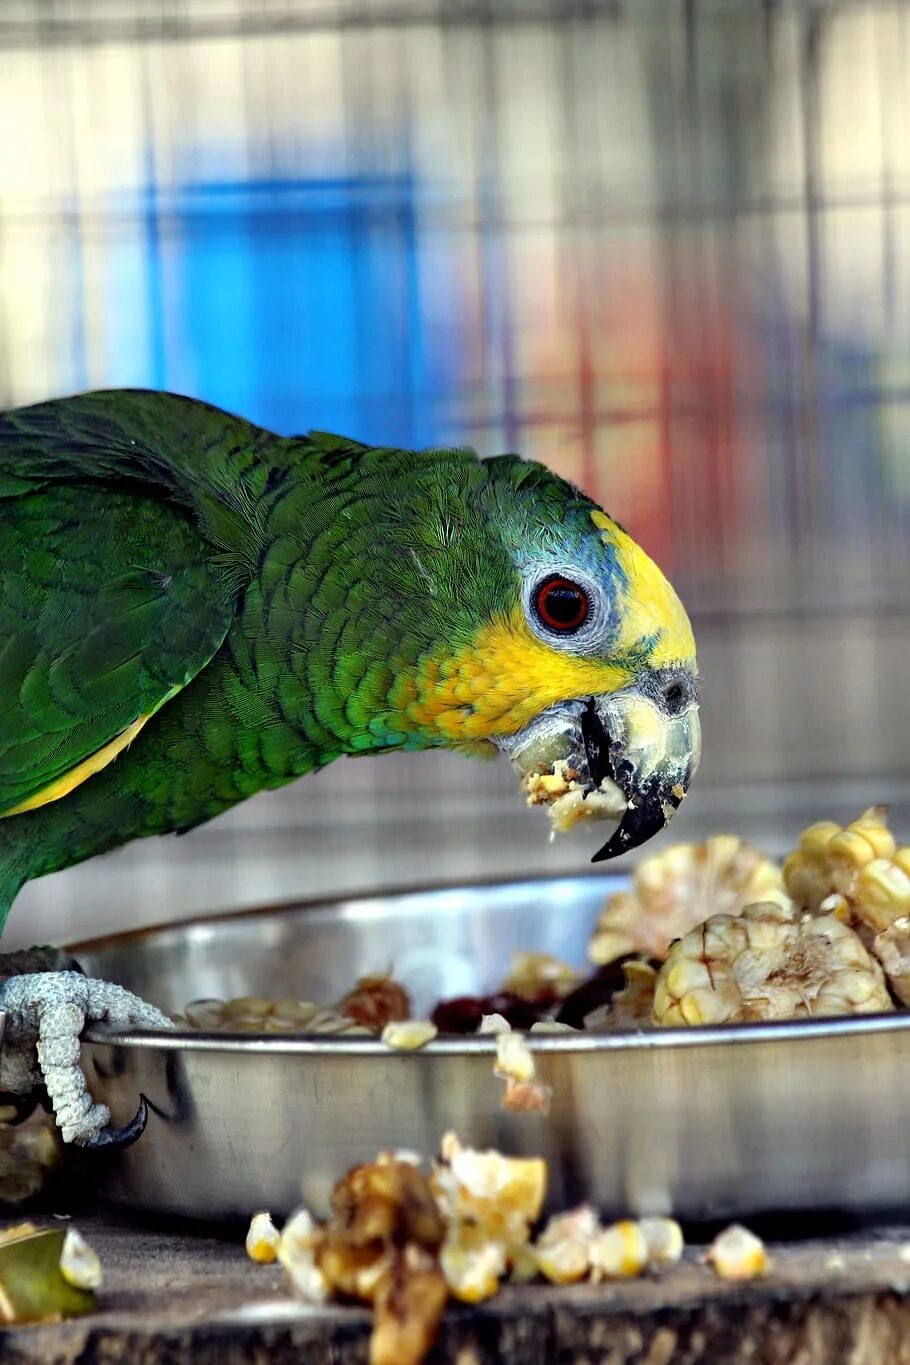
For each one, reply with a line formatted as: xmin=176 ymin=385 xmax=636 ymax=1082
xmin=522 ymin=760 xmax=627 ymax=834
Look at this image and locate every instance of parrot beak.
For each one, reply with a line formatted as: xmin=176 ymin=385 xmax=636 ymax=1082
xmin=583 ymin=673 xmax=701 ymax=862
xmin=498 ymin=666 xmax=700 ymax=861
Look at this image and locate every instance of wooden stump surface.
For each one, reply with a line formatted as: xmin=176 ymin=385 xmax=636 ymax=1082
xmin=3 ymin=1210 xmax=910 ymax=1362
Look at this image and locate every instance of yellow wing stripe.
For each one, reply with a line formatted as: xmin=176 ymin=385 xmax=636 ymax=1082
xmin=1 ymin=713 xmax=153 ymax=819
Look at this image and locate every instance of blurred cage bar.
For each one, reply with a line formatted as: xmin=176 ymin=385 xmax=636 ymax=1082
xmin=2 ymin=0 xmax=910 ymax=944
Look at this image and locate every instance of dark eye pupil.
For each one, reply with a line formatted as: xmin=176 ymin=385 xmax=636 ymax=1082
xmin=535 ymin=577 xmax=590 ymax=632
xmin=545 ymin=587 xmax=583 ymax=623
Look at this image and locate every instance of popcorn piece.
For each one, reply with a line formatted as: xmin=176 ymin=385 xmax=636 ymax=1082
xmin=245 ymin=1211 xmax=281 ymax=1265
xmin=590 ymin=1220 xmax=648 ymax=1279
xmin=706 ymin=1224 xmax=770 ymax=1280
xmin=58 ymin=1228 xmax=103 ymax=1291
xmin=652 ymin=904 xmax=893 ymax=1026
xmin=381 ymin=1020 xmax=438 ymax=1051
xmin=534 ymin=1206 xmax=601 ymax=1284
xmin=478 ymin=1013 xmax=512 ymax=1034
xmin=588 ymin=836 xmax=790 ymax=967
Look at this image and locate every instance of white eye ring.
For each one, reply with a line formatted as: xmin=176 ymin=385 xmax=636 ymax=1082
xmin=521 ymin=565 xmax=610 ymax=654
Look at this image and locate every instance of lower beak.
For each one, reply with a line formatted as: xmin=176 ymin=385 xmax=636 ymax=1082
xmin=585 ymin=683 xmax=701 ymax=862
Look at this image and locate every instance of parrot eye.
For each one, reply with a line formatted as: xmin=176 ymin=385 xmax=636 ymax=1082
xmin=533 ymin=576 xmax=591 ymax=633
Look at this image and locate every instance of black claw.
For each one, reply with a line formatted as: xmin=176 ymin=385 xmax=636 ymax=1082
xmin=81 ymin=1094 xmax=149 ymax=1151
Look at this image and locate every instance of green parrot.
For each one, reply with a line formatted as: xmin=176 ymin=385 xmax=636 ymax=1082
xmin=0 ymin=390 xmax=700 ymax=1147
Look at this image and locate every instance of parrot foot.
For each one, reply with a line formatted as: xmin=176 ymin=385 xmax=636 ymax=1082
xmin=0 ymin=963 xmax=173 ymax=1148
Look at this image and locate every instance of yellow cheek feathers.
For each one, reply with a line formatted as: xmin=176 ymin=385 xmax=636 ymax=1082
xmin=590 ymin=511 xmax=696 ymax=669
xmin=393 ymin=606 xmax=639 ymax=742
xmin=391 ymin=512 xmax=695 ymax=745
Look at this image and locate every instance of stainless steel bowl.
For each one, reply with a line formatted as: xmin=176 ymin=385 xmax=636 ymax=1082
xmin=69 ymin=874 xmax=910 ymax=1224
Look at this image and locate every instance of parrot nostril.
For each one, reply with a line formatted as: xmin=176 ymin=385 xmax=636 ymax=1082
xmin=664 ymin=683 xmax=685 ymax=711
xmin=661 ymin=676 xmax=693 ymax=715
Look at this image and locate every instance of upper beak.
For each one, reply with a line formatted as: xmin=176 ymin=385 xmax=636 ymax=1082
xmin=586 ymin=669 xmax=701 ymax=862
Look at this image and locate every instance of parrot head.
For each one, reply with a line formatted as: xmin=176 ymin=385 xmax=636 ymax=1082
xmin=353 ymin=449 xmax=700 ymax=861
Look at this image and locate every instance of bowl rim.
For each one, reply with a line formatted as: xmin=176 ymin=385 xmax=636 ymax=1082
xmin=68 ymin=869 xmax=910 ymax=1056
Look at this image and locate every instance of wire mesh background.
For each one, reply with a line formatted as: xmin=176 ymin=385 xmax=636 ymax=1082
xmin=2 ymin=0 xmax=909 ymax=945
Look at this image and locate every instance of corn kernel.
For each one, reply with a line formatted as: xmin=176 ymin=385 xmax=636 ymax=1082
xmin=588 ymin=836 xmax=789 ymax=967
xmin=856 ymin=859 xmax=910 ymax=932
xmin=59 ymin=1228 xmax=103 ymax=1290
xmin=591 ymin=1220 xmax=648 ymax=1279
xmin=440 ymin=1225 xmax=506 ymax=1304
xmin=381 ymin=1020 xmax=437 ymax=1050
xmin=706 ymin=1224 xmax=770 ymax=1280
xmin=494 ymin=1030 xmax=536 ymax=1084
xmin=798 ymin=821 xmax=843 ymax=858
xmin=245 ymin=1211 xmax=281 ymax=1264
xmin=639 ymin=1217 xmax=684 ymax=1266
xmin=534 ymin=1207 xmax=600 ymax=1284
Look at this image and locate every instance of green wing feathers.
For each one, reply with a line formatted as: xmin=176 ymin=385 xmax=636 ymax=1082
xmin=0 ymin=392 xmax=254 ymax=819
xmin=0 ymin=484 xmax=237 ymax=816
xmin=0 ymin=389 xmax=278 ymax=561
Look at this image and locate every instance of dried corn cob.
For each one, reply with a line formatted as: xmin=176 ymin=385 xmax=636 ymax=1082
xmin=783 ymin=807 xmax=896 ymax=912
xmin=652 ymin=903 xmax=893 ymax=1026
xmin=588 ymin=836 xmax=789 ymax=967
